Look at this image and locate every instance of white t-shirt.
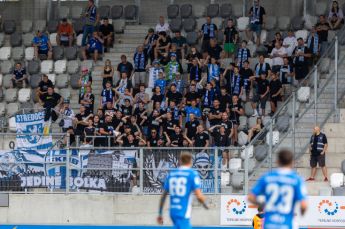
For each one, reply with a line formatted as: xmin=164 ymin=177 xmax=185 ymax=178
xmin=283 ymin=36 xmax=298 ymax=56
xmin=155 ymin=23 xmax=170 ymax=33
xmin=270 ymin=47 xmax=287 ymax=66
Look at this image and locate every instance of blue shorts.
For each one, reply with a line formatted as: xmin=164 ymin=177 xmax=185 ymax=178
xmin=88 ymin=47 xmax=102 ymax=54
xmin=250 ymin=23 xmax=262 ymax=34
xmin=171 ymin=217 xmax=191 ymax=229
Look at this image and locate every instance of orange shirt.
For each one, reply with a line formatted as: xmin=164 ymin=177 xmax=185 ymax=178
xmin=58 ymin=23 xmax=73 ymax=35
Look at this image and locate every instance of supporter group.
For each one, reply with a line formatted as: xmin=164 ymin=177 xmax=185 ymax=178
xmin=23 ymin=0 xmax=340 ymax=154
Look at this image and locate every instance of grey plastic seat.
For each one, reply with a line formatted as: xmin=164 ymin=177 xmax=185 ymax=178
xmin=81 ymin=60 xmax=94 ymax=71
xmin=233 ymin=3 xmax=243 ymax=18
xmin=73 ymin=19 xmax=84 ymax=35
xmin=316 ymin=2 xmax=328 ymax=16
xmin=7 ymin=102 xmax=19 ymax=116
xmin=99 ymin=5 xmax=110 ymax=19
xmin=167 ymin=4 xmax=179 ymax=19
xmin=65 ymin=46 xmax=78 ymax=60
xmin=124 ymin=5 xmax=137 ymax=20
xmin=5 ymin=89 xmax=18 ymax=103
xmin=19 ymin=102 xmax=34 ymax=113
xmin=180 ymin=4 xmax=192 ymax=18
xmin=1 ymin=61 xmax=13 ymax=74
xmin=32 ymin=90 xmax=39 ymax=103
xmin=0 ymin=103 xmax=6 ymax=116
xmin=207 ymin=4 xmax=219 ymax=18
xmin=0 ymin=33 xmax=4 ymax=47
xmin=254 ymin=145 xmax=268 ymax=161
xmin=278 ymin=16 xmax=291 ymax=31
xmin=231 ymin=171 xmax=244 ymax=189
xmin=47 ymin=20 xmax=59 ymax=33
xmin=58 ymin=6 xmax=70 ymax=19
xmin=220 ymin=4 xmax=232 ymax=19
xmin=70 ymin=73 xmax=80 ymax=89
xmin=113 ymin=19 xmax=126 ymax=33
xmin=23 ymin=33 xmax=34 ymax=47
xmin=170 ymin=19 xmax=182 ymax=33
xmin=265 ymin=16 xmax=277 ymax=31
xmin=111 ymin=5 xmax=123 ymax=19
xmin=67 ymin=60 xmax=80 ymax=74
xmin=3 ymin=74 xmax=12 ymax=89
xmin=186 ymin=31 xmax=198 ymax=45
xmin=53 ymin=46 xmax=64 ymax=61
xmin=56 ymin=74 xmax=69 ymax=88
xmin=10 ymin=32 xmax=22 ymax=47
xmin=21 ymin=20 xmax=33 ymax=33
xmin=183 ymin=18 xmax=196 ymax=32
xmin=12 ymin=47 xmax=24 ymax=61
xmin=33 ymin=20 xmax=47 ymax=32
xmin=277 ymin=115 xmax=290 ymax=132
xmin=333 ymin=187 xmax=345 ymax=196
xmin=29 ymin=74 xmax=41 ymax=88
xmin=3 ymin=20 xmax=16 ymax=34
xmin=71 ymin=6 xmax=83 ymax=20
xmin=28 ymin=60 xmax=40 ymax=75
xmin=341 ymin=159 xmax=345 ymax=174
xmin=60 ymin=88 xmax=71 ymax=100
xmin=320 ymin=58 xmax=331 ymax=74
xmin=291 ymin=16 xmax=304 ymax=30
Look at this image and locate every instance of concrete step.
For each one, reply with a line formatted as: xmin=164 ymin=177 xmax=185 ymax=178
xmin=124 ymin=29 xmax=150 ymax=34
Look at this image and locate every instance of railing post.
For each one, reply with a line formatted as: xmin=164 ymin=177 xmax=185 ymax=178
xmin=303 ymin=0 xmax=307 ymax=17
xmin=314 ymin=66 xmax=318 ymax=126
xmin=242 ymin=0 xmax=246 ymax=17
xmin=292 ymin=91 xmax=296 ymax=157
xmin=269 ymin=120 xmax=273 ymax=171
xmin=66 ymin=133 xmax=70 ymax=194
xmin=139 ymin=148 xmax=144 ymax=194
xmin=335 ymin=36 xmax=339 ymax=113
xmin=244 ymin=146 xmax=249 ymax=195
xmin=214 ymin=148 xmax=219 ymax=194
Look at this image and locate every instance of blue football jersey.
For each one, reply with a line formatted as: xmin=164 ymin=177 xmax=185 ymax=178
xmin=251 ymin=169 xmax=307 ymax=229
xmin=164 ymin=167 xmax=201 ymax=219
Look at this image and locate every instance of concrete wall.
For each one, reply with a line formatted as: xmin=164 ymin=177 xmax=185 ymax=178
xmin=0 ymin=194 xmax=220 ymax=226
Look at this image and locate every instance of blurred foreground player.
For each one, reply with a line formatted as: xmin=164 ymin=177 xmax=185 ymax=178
xmin=157 ymin=153 xmax=208 ymax=229
xmin=248 ymin=149 xmax=308 ymax=229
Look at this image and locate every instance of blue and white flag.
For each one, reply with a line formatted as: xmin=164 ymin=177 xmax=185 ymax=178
xmin=15 ymin=111 xmax=52 ymax=150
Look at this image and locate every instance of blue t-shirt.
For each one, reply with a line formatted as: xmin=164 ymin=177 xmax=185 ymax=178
xmin=251 ymin=169 xmax=307 ymax=229
xmin=184 ymin=106 xmax=201 ymax=122
xmin=33 ymin=35 xmax=49 ymax=51
xmin=13 ymin=68 xmax=26 ymax=80
xmin=88 ymin=37 xmax=102 ymax=51
xmin=164 ymin=167 xmax=201 ymax=219
xmin=154 ymin=79 xmax=167 ymax=95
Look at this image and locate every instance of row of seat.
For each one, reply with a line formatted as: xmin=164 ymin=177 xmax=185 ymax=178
xmin=168 ymin=3 xmax=233 ymax=19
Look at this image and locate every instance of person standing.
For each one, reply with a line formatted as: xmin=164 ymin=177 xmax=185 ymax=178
xmin=252 ymin=206 xmax=264 ymax=229
xmin=223 ymin=19 xmax=239 ymax=58
xmin=246 ymin=0 xmax=266 ymax=46
xmin=81 ymin=0 xmax=99 ymax=47
xmin=293 ymin=38 xmax=312 ymax=84
xmin=306 ymin=126 xmax=329 ymax=182
xmin=200 ymin=16 xmax=218 ymax=52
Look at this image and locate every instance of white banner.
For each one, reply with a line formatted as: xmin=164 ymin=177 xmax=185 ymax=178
xmin=15 ymin=111 xmax=52 ymax=150
xmin=221 ymin=195 xmax=345 ymax=227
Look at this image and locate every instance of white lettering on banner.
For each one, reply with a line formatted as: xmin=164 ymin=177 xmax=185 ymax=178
xmin=15 ymin=111 xmax=45 ymax=123
xmin=220 ymin=195 xmax=345 ymax=227
xmin=20 ymin=176 xmax=106 ymax=190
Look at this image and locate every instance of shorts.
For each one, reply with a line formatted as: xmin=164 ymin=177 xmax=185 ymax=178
xmin=310 ymin=154 xmax=326 ymax=168
xmin=249 ymin=23 xmax=262 ymax=35
xmin=270 ymin=95 xmax=281 ymax=107
xmin=171 ymin=217 xmax=191 ymax=229
xmin=253 ymin=94 xmax=268 ymax=109
xmin=88 ymin=47 xmax=102 ymax=54
xmin=295 ymin=65 xmax=309 ymax=80
xmin=224 ymin=43 xmax=236 ymax=53
xmin=38 ymin=49 xmax=49 ymax=55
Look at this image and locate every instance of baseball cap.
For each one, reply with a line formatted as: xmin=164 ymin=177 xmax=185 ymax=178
xmin=170 ymin=52 xmax=177 ymax=57
xmin=64 ymin=99 xmax=70 ymax=104
xmin=82 ymin=67 xmax=88 ymax=72
xmin=148 ymin=28 xmax=154 ymax=33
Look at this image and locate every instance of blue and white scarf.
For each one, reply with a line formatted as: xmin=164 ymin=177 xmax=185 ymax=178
xmin=295 ymin=46 xmax=305 ymax=62
xmin=151 ymin=67 xmax=161 ymax=85
xmin=203 ymin=89 xmax=215 ymax=107
xmin=280 ymin=65 xmax=292 ymax=83
xmin=307 ymin=34 xmax=319 ymax=54
xmin=237 ymin=48 xmax=249 ymax=68
xmin=208 ymin=64 xmax=220 ymax=82
xmin=251 ymin=5 xmax=260 ymax=24
xmin=117 ymin=79 xmax=128 ymax=94
xmin=134 ymin=52 xmax=146 ymax=70
xmin=191 ymin=65 xmax=200 ymax=81
xmin=203 ymin=23 xmax=216 ymax=38
xmin=231 ymin=74 xmax=242 ymax=95
xmin=102 ymin=88 xmax=113 ymax=104
xmin=255 ymin=63 xmax=267 ymax=77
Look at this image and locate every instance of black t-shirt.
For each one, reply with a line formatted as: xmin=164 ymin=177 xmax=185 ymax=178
xmin=207 ymin=45 xmax=223 ymax=60
xmin=41 ymin=93 xmax=61 ymax=108
xmin=101 ymin=121 xmax=115 ymax=135
xmin=255 ymin=63 xmax=271 ymax=76
xmin=121 ymin=105 xmax=133 ymax=116
xmin=117 ymin=62 xmax=134 ymax=76
xmin=170 ymin=132 xmax=184 ymax=146
xmin=84 ymin=126 xmax=95 ymax=136
xmin=148 ymin=135 xmax=160 ymax=147
xmin=224 ymin=26 xmax=238 ymax=43
xmin=315 ymin=22 xmax=330 ymax=42
xmin=269 ymin=79 xmax=282 ymax=97
xmin=123 ymin=138 xmax=139 ymax=147
xmin=256 ymin=78 xmax=269 ymax=95
xmin=212 ymin=131 xmax=231 ymax=147
xmin=115 ymin=78 xmax=133 ymax=91
xmin=229 ymin=103 xmax=243 ymax=122
xmin=185 ymin=91 xmax=201 ymax=104
xmin=209 ymin=107 xmax=222 ymax=126
xmin=39 ymin=80 xmax=54 ymax=93
xmin=99 ymin=24 xmax=114 ymax=37
xmin=280 ymin=64 xmax=294 ymax=84
xmin=249 ymin=6 xmax=266 ymax=24
xmin=218 ymin=94 xmax=231 ymax=111
xmin=75 ymin=113 xmax=89 ymax=135
xmin=162 ymin=119 xmax=178 ymax=136
xmin=311 ymin=133 xmax=328 ymax=156
xmin=185 ymin=119 xmax=200 ymax=139
xmin=147 ymin=114 xmax=160 ymax=131
xmin=133 ymin=107 xmax=147 ymax=126
xmin=13 ymin=68 xmax=26 ymax=80
xmin=294 ymin=46 xmax=312 ymax=65
xmin=158 ymin=36 xmax=172 ymax=47
xmin=220 ymin=120 xmax=233 ymax=135
xmin=240 ymin=68 xmax=254 ymax=90
xmin=194 ymin=132 xmax=209 ymax=147
xmin=80 ymin=93 xmax=94 ymax=113
xmin=151 ymin=94 xmax=164 ymax=104
xmin=166 ymin=91 xmax=183 ymax=105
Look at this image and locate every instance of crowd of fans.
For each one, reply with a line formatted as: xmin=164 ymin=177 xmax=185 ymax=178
xmin=10 ymin=0 xmax=343 ymax=159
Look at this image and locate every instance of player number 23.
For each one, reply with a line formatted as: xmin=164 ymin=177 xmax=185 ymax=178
xmin=169 ymin=177 xmax=187 ymax=196
xmin=265 ymin=184 xmax=294 ymax=214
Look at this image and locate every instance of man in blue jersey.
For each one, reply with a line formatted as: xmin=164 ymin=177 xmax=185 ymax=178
xmin=32 ymin=30 xmax=52 ymax=60
xmin=157 ymin=153 xmax=209 ymax=229
xmin=82 ymin=31 xmax=104 ymax=63
xmin=248 ymin=149 xmax=308 ymax=229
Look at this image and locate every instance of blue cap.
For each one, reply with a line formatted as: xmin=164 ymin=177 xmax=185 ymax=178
xmin=170 ymin=52 xmax=177 ymax=57
xmin=152 ymin=59 xmax=160 ymax=65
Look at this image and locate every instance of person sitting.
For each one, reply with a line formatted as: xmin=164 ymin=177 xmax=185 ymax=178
xmin=328 ymin=0 xmax=344 ymax=30
xmin=56 ymin=18 xmax=74 ymax=47
xmin=11 ymin=62 xmax=28 ymax=88
xmin=155 ymin=16 xmax=170 ymax=34
xmin=39 ymin=86 xmax=63 ymax=122
xmin=32 ymin=30 xmax=52 ymax=60
xmin=36 ymin=74 xmax=53 ymax=98
xmin=82 ymin=31 xmax=104 ymax=63
xmin=171 ymin=31 xmax=187 ymax=59
xmin=247 ymin=117 xmax=264 ymax=143
xmin=99 ymin=17 xmax=114 ymax=52
xmin=154 ymin=31 xmax=171 ymax=59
